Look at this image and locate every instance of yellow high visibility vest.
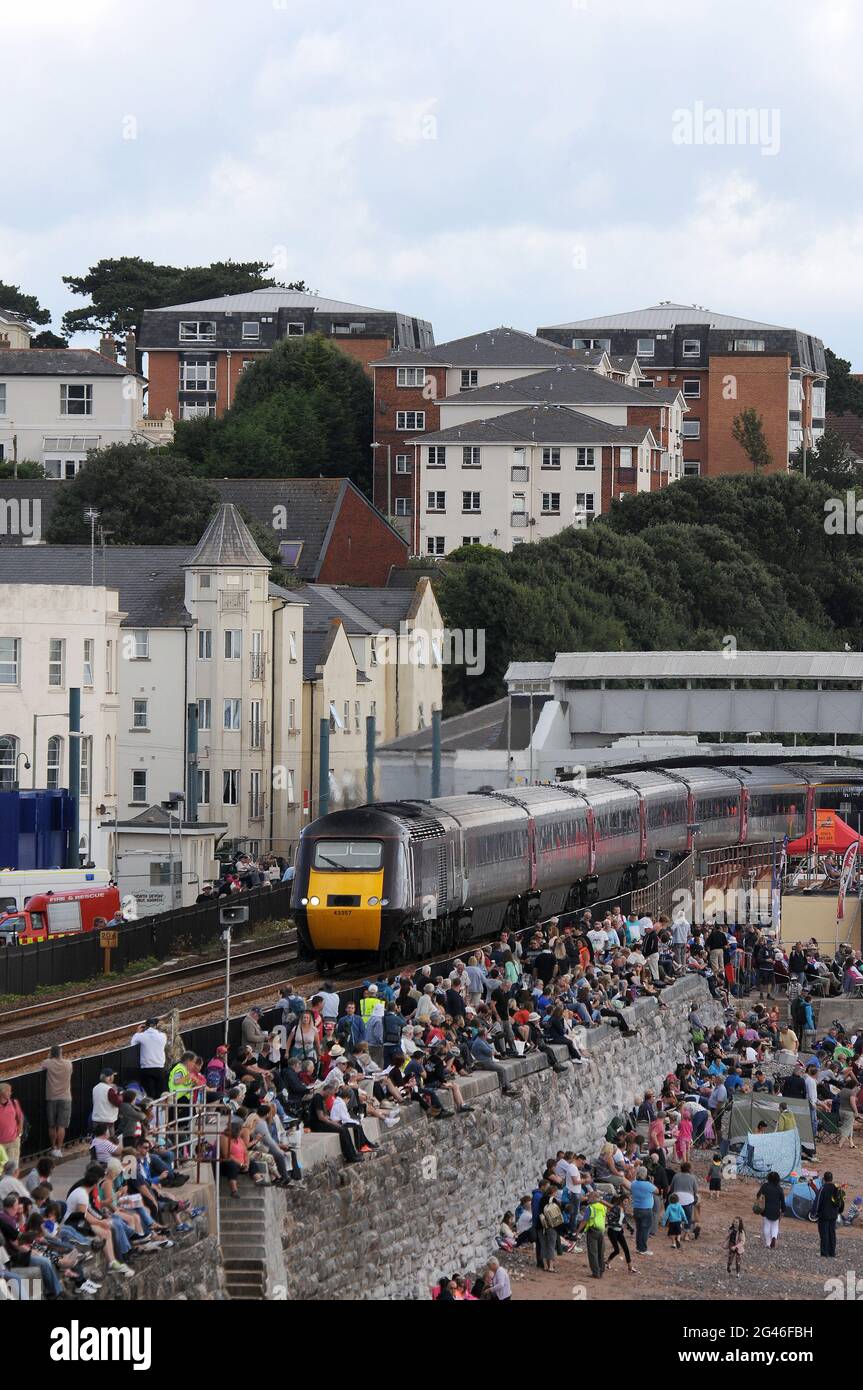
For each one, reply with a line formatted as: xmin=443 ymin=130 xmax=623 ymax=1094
xmin=359 ymin=997 xmax=377 ymax=1023
xmin=168 ymin=1063 xmax=192 ymax=1096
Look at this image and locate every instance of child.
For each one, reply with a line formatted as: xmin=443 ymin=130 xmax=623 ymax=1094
xmin=605 ymin=1193 xmax=635 ymax=1275
xmin=726 ymin=1217 xmax=745 ymax=1275
xmin=675 ymin=1110 xmax=693 ymax=1163
xmin=662 ymin=1196 xmax=687 ymax=1249
xmin=708 ymin=1153 xmax=723 ymax=1198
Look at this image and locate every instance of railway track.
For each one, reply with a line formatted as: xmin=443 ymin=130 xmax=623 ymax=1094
xmin=0 ymin=936 xmax=301 ymax=1046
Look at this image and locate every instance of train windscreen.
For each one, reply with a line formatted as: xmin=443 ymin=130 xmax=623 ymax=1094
xmin=313 ymin=840 xmax=383 ymax=871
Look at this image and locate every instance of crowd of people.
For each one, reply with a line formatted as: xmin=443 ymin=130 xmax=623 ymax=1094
xmin=195 ymin=852 xmax=295 ymax=903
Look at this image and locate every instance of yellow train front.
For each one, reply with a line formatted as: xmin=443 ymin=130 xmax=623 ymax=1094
xmin=291 ymin=806 xmax=412 ymax=967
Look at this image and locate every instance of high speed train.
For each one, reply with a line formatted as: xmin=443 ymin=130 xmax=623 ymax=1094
xmin=291 ymin=763 xmax=862 ymax=968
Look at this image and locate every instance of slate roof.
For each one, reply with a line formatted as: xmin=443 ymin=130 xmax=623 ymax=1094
xmin=372 ymin=326 xmax=574 ymax=369
xmin=824 ymin=413 xmax=863 ymax=460
xmin=0 ymin=545 xmax=191 ymax=626
xmin=113 ymin=805 xmax=227 ymax=831
xmin=153 ymin=289 xmax=393 ymax=314
xmin=381 ymin=694 xmax=546 ymax=753
xmin=540 ymin=302 xmax=794 ymax=332
xmin=419 ymin=404 xmax=654 ymax=447
xmin=438 ymin=363 xmax=679 ymax=409
xmin=185 ymin=502 xmax=270 ymax=568
xmin=296 ymin=583 xmax=418 ymax=635
xmin=0 ymin=348 xmax=137 ymax=377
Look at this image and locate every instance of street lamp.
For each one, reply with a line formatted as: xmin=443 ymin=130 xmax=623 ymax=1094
xmin=162 ymin=794 xmax=185 ymax=907
xmin=12 ymin=751 xmax=31 ymax=789
xmin=219 ymin=903 xmax=249 ymax=1045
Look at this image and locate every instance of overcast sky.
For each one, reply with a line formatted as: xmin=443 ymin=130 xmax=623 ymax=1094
xmin=4 ymin=0 xmax=863 ymax=362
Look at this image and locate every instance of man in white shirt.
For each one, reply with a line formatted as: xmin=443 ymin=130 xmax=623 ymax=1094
xmin=670 ymin=912 xmax=691 ymax=968
xmin=588 ymin=925 xmax=609 ymax=956
xmin=486 ymin=1257 xmax=511 ymax=1300
xmin=129 ymin=1019 xmax=168 ymax=1098
xmin=317 ymin=984 xmax=341 ymax=1022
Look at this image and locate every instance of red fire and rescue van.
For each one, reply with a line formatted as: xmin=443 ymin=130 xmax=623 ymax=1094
xmin=0 ymin=885 xmax=121 ymax=944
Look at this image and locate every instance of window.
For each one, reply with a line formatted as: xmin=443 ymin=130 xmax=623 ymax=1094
xmin=637 ymin=379 xmax=655 ymax=389
xmin=199 ymin=574 xmax=211 ymax=593
xmin=48 ymin=638 xmax=65 ymax=687
xmin=682 ymin=379 xmax=701 ymax=398
xmin=462 ymin=536 xmax=481 ymax=545
xmin=619 ymin=447 xmax=633 ymax=468
xmin=197 ymin=698 xmax=211 ymax=730
xmin=0 ymin=736 xmax=18 ymax=791
xmin=396 ymin=410 xmax=425 ymax=430
xmin=223 ymin=698 xmax=241 ymax=731
xmin=242 ymin=321 xmax=260 ymax=340
xmin=343 ymin=700 xmax=351 ymax=735
xmin=460 ymin=369 xmax=478 ymax=390
xmin=83 ymin=639 xmax=94 ymax=687
xmin=313 ymin=839 xmax=383 ymax=871
xmin=683 ymin=460 xmax=701 ymax=477
xmin=733 ymin=338 xmax=765 ymax=352
xmin=572 ymin=337 xmax=611 ymax=351
xmin=129 ymin=769 xmax=146 ymax=804
xmin=427 ymin=447 xmax=446 ymax=467
xmin=131 ymin=630 xmax=149 ymax=660
xmin=682 ymin=339 xmax=701 ymax=358
xmin=105 ymin=640 xmax=114 ymax=692
xmin=179 ymin=357 xmax=216 ymax=391
xmin=132 ymin=698 xmax=148 ymax=729
xmin=541 ymin=492 xmax=561 ymax=514
xmin=286 ymin=322 xmax=305 ymax=336
xmin=354 ymin=701 xmax=361 ymax=734
xmin=197 ymin=629 xmax=212 ymax=660
xmin=104 ymin=735 xmax=112 ymax=794
xmin=427 ymin=536 xmax=445 ymax=556
xmin=224 ymin=630 xmax=241 ymax=660
xmin=682 ymin=420 xmax=701 ymax=439
xmin=462 ymin=446 xmax=481 ymax=468
xmin=288 ymin=698 xmax=297 ymax=730
xmin=222 ymin=769 xmax=240 ymax=805
xmin=395 ymin=497 xmax=411 ymax=516
xmin=576 ymin=447 xmax=595 ymax=468
xmin=575 ymin=492 xmax=595 ymax=513
xmin=636 ymin=338 xmax=654 ymax=358
xmin=0 ymin=637 xmax=20 ymax=685
xmin=0 ymin=384 xmax=5 ymax=414
xmin=329 ymin=702 xmax=342 ymax=733
xmin=541 ymin=448 xmax=561 ymax=469
xmin=46 ymin=736 xmax=62 ymax=790
xmin=288 ymin=632 xmax=298 ymax=664
xmin=395 ymin=454 xmax=410 ymax=474
xmin=418 ymin=702 xmax=426 ymax=728
xmin=179 ymin=321 xmax=217 ymax=343
xmin=60 ymin=383 xmax=93 ymax=416
xmin=427 ymin=490 xmax=446 ymax=512
xmin=396 ymin=367 xmax=425 ymax=387
xmin=250 ymin=700 xmax=262 ymax=747
xmin=181 ymin=402 xmax=216 ymax=420
xmin=197 ymin=769 xmax=210 ymax=806
xmin=249 ymin=770 xmax=262 ymax=818
xmin=462 ymin=491 xmax=481 ymax=512
xmin=80 ymin=738 xmax=90 ymax=796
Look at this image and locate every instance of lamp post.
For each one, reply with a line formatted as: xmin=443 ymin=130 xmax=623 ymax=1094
xmin=12 ymin=751 xmax=31 ymax=790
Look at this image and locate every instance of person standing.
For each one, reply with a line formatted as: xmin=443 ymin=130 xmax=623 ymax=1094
xmin=40 ymin=1045 xmax=72 ymax=1158
xmin=756 ymin=1170 xmax=784 ymax=1249
xmin=630 ymin=1167 xmax=658 ymax=1256
xmin=726 ymin=1217 xmax=745 ymax=1276
xmin=129 ymin=1018 xmax=168 ymax=1098
xmin=813 ymin=1171 xmax=844 ymax=1258
xmin=0 ymin=1087 xmax=24 ymax=1167
xmin=605 ymin=1194 xmax=634 ymax=1275
xmin=578 ymin=1195 xmax=607 ymax=1278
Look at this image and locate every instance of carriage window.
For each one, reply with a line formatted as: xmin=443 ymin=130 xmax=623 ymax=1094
xmin=313 ymin=840 xmax=383 ymax=871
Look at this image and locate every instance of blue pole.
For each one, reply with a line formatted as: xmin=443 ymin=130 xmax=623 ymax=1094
xmin=67 ymin=687 xmax=81 ymax=868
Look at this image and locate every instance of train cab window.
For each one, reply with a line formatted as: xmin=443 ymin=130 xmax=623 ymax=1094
xmin=313 ymin=840 xmax=383 ymax=872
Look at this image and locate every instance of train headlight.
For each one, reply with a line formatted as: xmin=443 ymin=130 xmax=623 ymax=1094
xmin=381 ymin=899 xmax=389 ymax=907
xmin=368 ymin=896 xmax=380 ymax=906
xmin=309 ymin=896 xmax=320 ymax=906
xmin=301 ymin=897 xmax=309 ymax=906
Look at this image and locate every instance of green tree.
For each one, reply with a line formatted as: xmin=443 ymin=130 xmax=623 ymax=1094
xmin=0 ymin=280 xmax=51 ymax=326
xmin=60 ymin=257 xmax=294 ymax=368
xmin=789 ymin=430 xmax=860 ymax=486
xmin=174 ymin=334 xmax=373 ymax=492
xmin=29 ymin=330 xmax=67 ymax=349
xmin=731 ymin=407 xmax=773 ymax=471
xmin=825 ymin=346 xmax=863 ymax=417
xmin=0 ymin=459 xmax=44 ymax=479
xmin=44 ymin=442 xmax=220 ymax=545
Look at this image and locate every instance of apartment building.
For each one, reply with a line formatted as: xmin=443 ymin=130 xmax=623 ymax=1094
xmin=537 ymin=302 xmax=827 ymax=477
xmin=139 ymin=289 xmax=434 ymax=422
xmin=416 ymin=404 xmax=658 ymax=556
xmin=371 ymin=327 xmax=581 ymax=520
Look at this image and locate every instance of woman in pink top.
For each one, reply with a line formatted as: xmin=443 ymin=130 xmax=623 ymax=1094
xmin=648 ymin=1114 xmax=667 ymax=1157
xmin=675 ymin=1111 xmax=693 ymax=1162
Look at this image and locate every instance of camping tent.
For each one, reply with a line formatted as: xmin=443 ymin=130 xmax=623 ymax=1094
xmin=738 ymin=1127 xmax=801 ymax=1180
xmin=785 ymin=1177 xmax=816 ymax=1218
xmin=726 ymin=1094 xmax=814 ymax=1149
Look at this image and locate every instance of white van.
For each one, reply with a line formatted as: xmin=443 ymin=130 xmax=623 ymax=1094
xmin=0 ymin=867 xmax=111 ymax=915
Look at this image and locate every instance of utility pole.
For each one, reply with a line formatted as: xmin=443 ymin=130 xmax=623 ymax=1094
xmin=84 ymin=508 xmax=100 ymax=586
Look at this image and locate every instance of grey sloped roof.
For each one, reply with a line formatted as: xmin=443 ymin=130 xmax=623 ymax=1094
xmin=380 ymin=694 xmax=545 ymax=753
xmin=153 ymin=289 xmax=390 ymax=314
xmin=0 ymin=545 xmax=191 ymax=626
xmin=540 ymin=303 xmax=792 ymax=332
xmin=0 ymin=349 xmax=136 ymax=376
xmin=296 ymin=583 xmax=418 ymax=635
xmin=185 ymin=502 xmax=270 ymax=568
xmin=439 ymin=363 xmax=672 ymax=409
xmin=373 ymin=326 xmax=574 ymax=369
xmin=419 ymin=404 xmax=653 ymax=446
xmin=549 ymin=651 xmax=863 ymax=681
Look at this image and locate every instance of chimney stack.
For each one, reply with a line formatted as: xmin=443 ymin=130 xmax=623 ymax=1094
xmin=125 ymin=330 xmax=137 ymax=371
xmin=99 ymin=332 xmax=117 ymax=361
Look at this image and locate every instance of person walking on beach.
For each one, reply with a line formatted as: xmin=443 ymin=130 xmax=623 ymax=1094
xmin=813 ymin=1171 xmax=844 ymax=1258
xmin=604 ymin=1193 xmax=635 ymax=1275
xmin=726 ymin=1217 xmax=745 ymax=1276
xmin=755 ymin=1170 xmax=784 ymax=1249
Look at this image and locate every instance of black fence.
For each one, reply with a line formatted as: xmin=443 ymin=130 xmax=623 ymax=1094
xmin=0 ymin=883 xmax=295 ymax=998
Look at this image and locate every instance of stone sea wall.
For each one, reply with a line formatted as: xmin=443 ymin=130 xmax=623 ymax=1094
xmin=271 ymin=975 xmax=721 ymax=1300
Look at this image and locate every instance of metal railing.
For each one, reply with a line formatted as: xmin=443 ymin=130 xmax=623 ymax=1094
xmin=631 ymin=852 xmax=694 ymax=921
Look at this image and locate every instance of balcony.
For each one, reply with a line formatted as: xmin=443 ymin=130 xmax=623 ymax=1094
xmin=220 ymin=591 xmax=247 ymax=613
xmin=249 ymin=721 xmax=265 ymax=749
xmin=248 ymin=791 xmax=264 ymax=820
xmin=511 ymin=466 xmax=529 ymax=482
xmin=250 ymin=652 xmax=265 ymax=680
xmin=511 ymin=511 xmax=528 ymax=527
